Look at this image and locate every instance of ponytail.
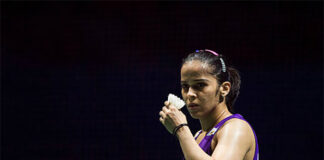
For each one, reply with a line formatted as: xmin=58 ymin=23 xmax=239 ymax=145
xmin=225 ymin=66 xmax=241 ymax=113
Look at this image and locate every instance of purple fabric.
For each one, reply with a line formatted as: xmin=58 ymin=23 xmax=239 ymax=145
xmin=192 ymin=114 xmax=259 ymax=160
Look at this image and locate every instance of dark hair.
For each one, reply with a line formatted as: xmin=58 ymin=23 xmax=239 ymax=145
xmin=182 ymin=50 xmax=241 ymax=113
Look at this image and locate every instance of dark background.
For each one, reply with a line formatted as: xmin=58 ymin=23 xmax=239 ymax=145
xmin=2 ymin=1 xmax=323 ymax=160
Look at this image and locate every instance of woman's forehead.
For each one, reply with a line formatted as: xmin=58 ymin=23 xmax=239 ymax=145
xmin=181 ymin=61 xmax=214 ymax=80
xmin=182 ymin=60 xmax=207 ymax=71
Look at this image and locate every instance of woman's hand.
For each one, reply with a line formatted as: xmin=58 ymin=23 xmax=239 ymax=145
xmin=159 ymin=101 xmax=188 ymax=134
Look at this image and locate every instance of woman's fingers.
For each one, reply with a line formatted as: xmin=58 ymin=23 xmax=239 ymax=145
xmin=159 ymin=117 xmax=164 ymax=123
xmin=162 ymin=106 xmax=170 ymax=113
xmin=162 ymin=105 xmax=179 ymax=118
xmin=168 ymin=104 xmax=177 ymax=111
xmin=160 ymin=104 xmax=181 ymax=121
xmin=164 ymin=101 xmax=170 ymax=107
xmin=159 ymin=107 xmax=169 ymax=124
xmin=159 ymin=111 xmax=166 ymax=118
xmin=165 ymin=101 xmax=179 ymax=110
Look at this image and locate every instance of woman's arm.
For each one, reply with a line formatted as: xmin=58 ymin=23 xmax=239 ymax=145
xmin=211 ymin=119 xmax=253 ymax=160
xmin=177 ymin=120 xmax=253 ymax=160
xmin=159 ymin=101 xmax=215 ymax=160
xmin=176 ymin=126 xmax=216 ymax=160
xmin=159 ymin=102 xmax=252 ymax=160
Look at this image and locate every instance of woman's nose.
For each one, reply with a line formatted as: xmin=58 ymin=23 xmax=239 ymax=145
xmin=187 ymin=88 xmax=196 ymax=101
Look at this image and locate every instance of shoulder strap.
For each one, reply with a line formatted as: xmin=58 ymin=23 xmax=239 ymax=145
xmin=206 ymin=114 xmax=243 ymax=137
xmin=207 ymin=114 xmax=259 ymax=160
xmin=196 ymin=114 xmax=243 ymax=155
xmin=194 ymin=130 xmax=202 ymax=139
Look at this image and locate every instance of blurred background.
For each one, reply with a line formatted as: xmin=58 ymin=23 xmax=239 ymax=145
xmin=2 ymin=1 xmax=322 ymax=160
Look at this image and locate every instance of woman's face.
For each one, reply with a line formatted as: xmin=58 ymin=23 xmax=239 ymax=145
xmin=181 ymin=60 xmax=221 ymax=119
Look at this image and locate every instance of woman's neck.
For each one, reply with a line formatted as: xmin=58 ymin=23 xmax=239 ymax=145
xmin=199 ymin=103 xmax=232 ymax=132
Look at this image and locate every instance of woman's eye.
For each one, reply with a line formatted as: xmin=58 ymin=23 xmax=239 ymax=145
xmin=181 ymin=84 xmax=189 ymax=90
xmin=193 ymin=83 xmax=206 ymax=90
xmin=181 ymin=83 xmax=206 ymax=91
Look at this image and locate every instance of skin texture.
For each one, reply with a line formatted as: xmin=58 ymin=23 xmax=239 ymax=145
xmin=159 ymin=60 xmax=256 ymax=160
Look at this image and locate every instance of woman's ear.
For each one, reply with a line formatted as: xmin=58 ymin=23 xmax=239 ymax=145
xmin=220 ymin=81 xmax=231 ymax=97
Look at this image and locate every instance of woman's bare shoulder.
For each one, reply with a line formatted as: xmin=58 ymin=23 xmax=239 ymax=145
xmin=210 ymin=118 xmax=255 ymax=159
xmin=214 ymin=118 xmax=254 ymax=145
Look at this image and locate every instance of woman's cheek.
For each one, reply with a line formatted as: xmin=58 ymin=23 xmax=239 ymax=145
xmin=181 ymin=92 xmax=187 ymax=102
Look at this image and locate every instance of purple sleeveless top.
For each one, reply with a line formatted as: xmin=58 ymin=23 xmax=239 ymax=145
xmin=192 ymin=114 xmax=259 ymax=160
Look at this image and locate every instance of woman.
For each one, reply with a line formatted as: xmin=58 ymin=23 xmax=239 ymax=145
xmin=159 ymin=49 xmax=259 ymax=160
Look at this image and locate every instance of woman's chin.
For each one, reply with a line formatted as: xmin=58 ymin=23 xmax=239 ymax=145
xmin=189 ymin=111 xmax=201 ymax=119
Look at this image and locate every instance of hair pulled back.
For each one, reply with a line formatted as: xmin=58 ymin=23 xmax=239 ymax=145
xmin=182 ymin=50 xmax=241 ymax=113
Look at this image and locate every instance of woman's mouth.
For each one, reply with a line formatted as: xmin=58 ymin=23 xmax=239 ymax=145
xmin=188 ymin=103 xmax=199 ymax=111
